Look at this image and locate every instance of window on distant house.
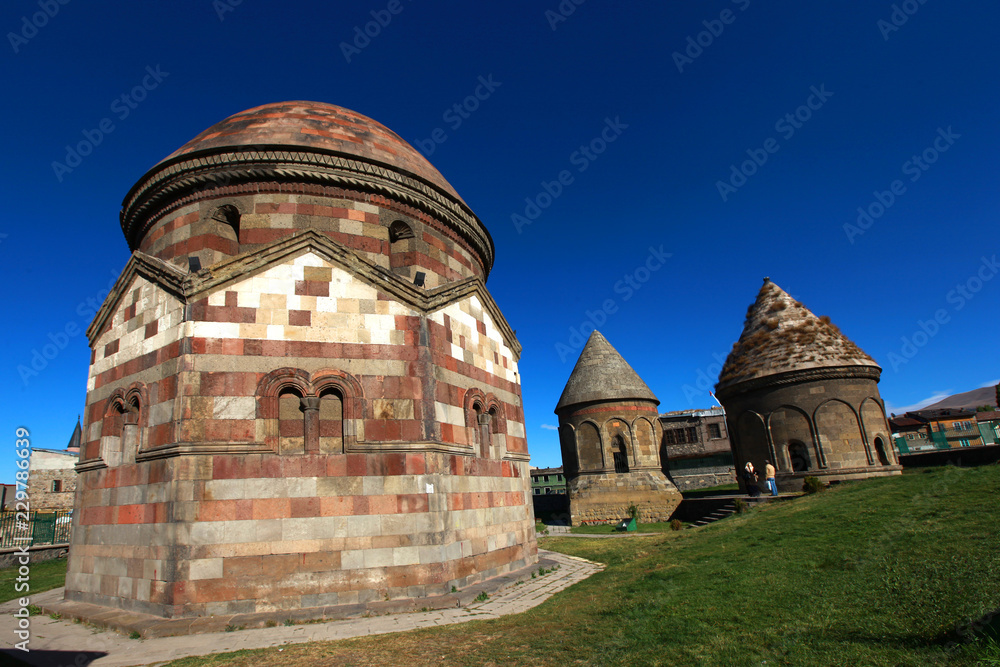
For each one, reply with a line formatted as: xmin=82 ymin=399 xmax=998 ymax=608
xmin=686 ymin=427 xmax=698 ymax=443
xmin=708 ymin=423 xmax=721 ymax=439
xmin=534 ymin=488 xmax=540 ymax=495
xmin=52 ymin=480 xmax=62 ymax=493
xmin=959 ymin=439 xmax=971 ymax=447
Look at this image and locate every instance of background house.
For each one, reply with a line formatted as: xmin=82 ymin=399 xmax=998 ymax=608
xmin=659 ymin=408 xmax=735 ymax=491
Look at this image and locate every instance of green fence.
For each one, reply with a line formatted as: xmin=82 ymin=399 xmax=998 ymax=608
xmin=0 ymin=510 xmax=73 ymax=549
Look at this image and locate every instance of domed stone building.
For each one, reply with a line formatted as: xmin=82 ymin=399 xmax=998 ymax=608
xmin=555 ymin=331 xmax=682 ymax=524
xmin=65 ymin=102 xmax=536 ymax=619
xmin=715 ymin=278 xmax=901 ymax=492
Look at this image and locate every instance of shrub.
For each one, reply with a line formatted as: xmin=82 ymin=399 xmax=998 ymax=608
xmin=802 ymin=476 xmax=824 ymax=494
xmin=670 ymin=519 xmax=683 ymax=531
xmin=627 ymin=504 xmax=639 ymax=521
xmin=733 ymin=498 xmax=749 ymax=514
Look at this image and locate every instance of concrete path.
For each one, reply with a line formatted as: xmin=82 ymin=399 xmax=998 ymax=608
xmin=0 ymin=549 xmax=602 ymax=667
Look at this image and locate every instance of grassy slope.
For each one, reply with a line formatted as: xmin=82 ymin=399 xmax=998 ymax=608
xmin=164 ymin=465 xmax=1000 ymax=666
xmin=0 ymin=558 xmax=67 ymax=604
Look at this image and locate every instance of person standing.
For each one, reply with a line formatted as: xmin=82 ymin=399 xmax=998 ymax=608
xmin=764 ymin=460 xmax=778 ymax=496
xmin=743 ymin=461 xmax=759 ymax=497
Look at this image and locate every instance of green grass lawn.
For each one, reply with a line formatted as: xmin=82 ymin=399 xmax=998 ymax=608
xmin=6 ymin=467 xmax=999 ymax=665
xmin=161 ymin=464 xmax=1000 ymax=666
xmin=569 ymin=521 xmax=678 ymax=534
xmin=0 ymin=557 xmax=67 ymax=604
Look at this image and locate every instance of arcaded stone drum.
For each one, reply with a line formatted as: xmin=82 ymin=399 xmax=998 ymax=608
xmin=555 ymin=331 xmax=681 ymax=525
xmin=716 ymin=279 xmax=901 ymax=492
xmin=66 ymin=102 xmax=536 ymax=618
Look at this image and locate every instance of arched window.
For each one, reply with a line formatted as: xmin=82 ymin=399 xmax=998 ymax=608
xmin=318 ymin=387 xmax=344 ymax=453
xmin=388 ymin=220 xmax=416 ymax=278
xmin=612 ymin=435 xmax=630 ymax=474
xmin=874 ymin=436 xmax=889 ymax=465
xmin=278 ymin=387 xmax=305 ymax=454
xmin=211 ymin=204 xmax=240 ymax=247
xmin=473 ymin=401 xmax=491 ymax=458
xmin=101 ymin=402 xmax=125 ymax=467
xmin=121 ymin=396 xmax=141 ymax=463
xmin=788 ymin=441 xmax=811 ymax=472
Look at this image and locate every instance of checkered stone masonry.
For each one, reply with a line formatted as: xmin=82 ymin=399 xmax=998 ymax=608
xmin=68 ymin=250 xmax=535 ymax=618
xmin=67 ymin=101 xmax=536 ymax=620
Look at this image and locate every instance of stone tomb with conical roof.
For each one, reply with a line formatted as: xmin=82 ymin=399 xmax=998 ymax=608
xmin=555 ymin=332 xmax=682 ymax=525
xmin=715 ymin=279 xmax=901 ymax=491
xmin=64 ymin=102 xmax=536 ymax=621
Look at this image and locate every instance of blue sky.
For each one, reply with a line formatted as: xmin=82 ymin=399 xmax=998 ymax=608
xmin=2 ymin=0 xmax=998 ymax=480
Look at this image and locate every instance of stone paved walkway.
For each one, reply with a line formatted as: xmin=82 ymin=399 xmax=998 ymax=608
xmin=0 ymin=550 xmax=602 ymax=667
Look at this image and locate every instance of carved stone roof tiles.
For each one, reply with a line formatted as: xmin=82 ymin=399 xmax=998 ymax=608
xmin=716 ymin=278 xmax=879 ymax=392
xmin=556 ymin=331 xmax=658 ymax=412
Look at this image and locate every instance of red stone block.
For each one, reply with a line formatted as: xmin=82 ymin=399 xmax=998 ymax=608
xmin=204 ymin=420 xmax=233 ymax=442
xmin=144 ymin=321 xmax=158 ymax=339
xmin=369 ymin=495 xmax=396 ymax=514
xmin=405 ymin=453 xmax=426 ymax=475
xmin=365 ymin=420 xmax=386 ymax=441
xmin=384 ymin=453 xmax=405 ymax=475
xmin=261 ymin=456 xmax=283 ymax=478
xmin=281 ymin=457 xmax=303 ymax=477
xmin=290 ymin=496 xmax=321 ymax=518
xmin=326 ymin=456 xmax=347 ymax=477
xmin=401 ymin=420 xmax=422 ymax=442
xmin=352 ymin=496 xmax=370 ymax=514
xmin=252 ymin=498 xmax=290 ymax=520
xmin=320 ymin=496 xmax=353 ymax=516
xmin=300 ymin=455 xmax=326 ymax=478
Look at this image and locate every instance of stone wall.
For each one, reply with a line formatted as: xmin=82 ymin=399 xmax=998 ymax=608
xmin=719 ymin=370 xmax=901 ymax=491
xmin=68 ymin=239 xmax=535 ymax=618
xmin=669 ymin=466 xmax=735 ymax=492
xmin=568 ymin=471 xmax=681 ymax=524
xmin=27 ymin=469 xmax=76 ymax=510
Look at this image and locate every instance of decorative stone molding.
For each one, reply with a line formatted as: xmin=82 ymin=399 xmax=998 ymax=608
xmin=86 ymin=230 xmax=521 ymax=359
xmin=119 ymin=148 xmax=494 ymax=275
xmin=715 ymin=364 xmax=883 ymax=400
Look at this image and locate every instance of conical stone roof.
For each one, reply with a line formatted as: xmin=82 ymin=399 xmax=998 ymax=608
xmin=556 ymin=331 xmax=658 ymax=412
xmin=716 ymin=279 xmax=879 ymax=393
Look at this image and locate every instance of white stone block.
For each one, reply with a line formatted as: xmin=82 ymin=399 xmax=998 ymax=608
xmin=213 ymin=396 xmax=256 ymax=420
xmin=189 ymin=558 xmax=223 ymax=580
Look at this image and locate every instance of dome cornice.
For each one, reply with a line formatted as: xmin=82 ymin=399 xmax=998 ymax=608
xmin=120 ymin=145 xmax=495 ymax=276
